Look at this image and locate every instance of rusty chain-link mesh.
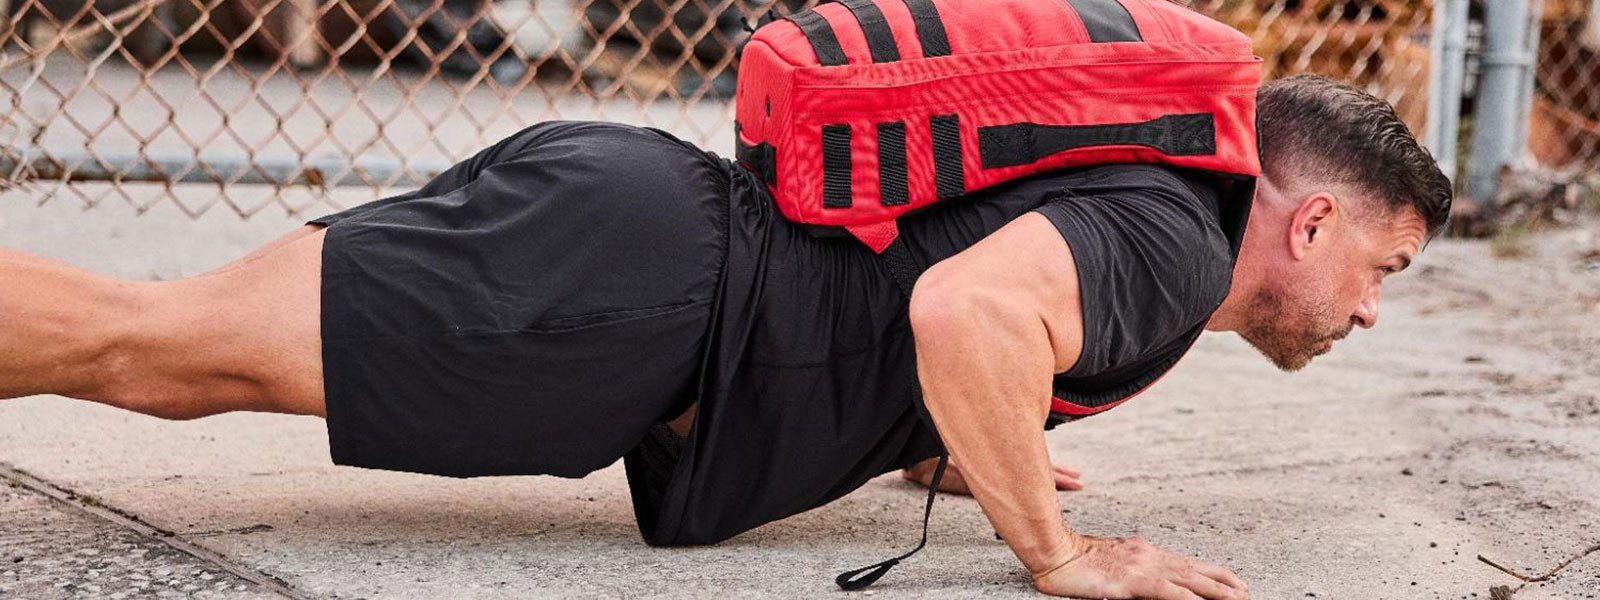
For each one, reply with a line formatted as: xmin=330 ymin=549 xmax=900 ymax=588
xmin=1190 ymin=0 xmax=1433 ymax=137
xmin=1532 ymin=0 xmax=1600 ymax=170
xmin=0 ymin=0 xmax=1591 ymax=218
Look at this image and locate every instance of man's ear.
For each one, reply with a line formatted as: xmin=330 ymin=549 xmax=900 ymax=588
xmin=1287 ymin=192 xmax=1338 ymax=261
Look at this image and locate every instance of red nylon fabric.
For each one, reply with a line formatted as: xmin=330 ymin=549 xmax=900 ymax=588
xmin=735 ymin=0 xmax=1261 ymax=418
xmin=1050 ymin=345 xmax=1189 ymax=419
xmin=735 ymin=0 xmax=1262 ymax=252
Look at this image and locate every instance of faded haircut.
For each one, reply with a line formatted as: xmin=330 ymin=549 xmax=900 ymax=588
xmin=1256 ymin=74 xmax=1453 ymax=237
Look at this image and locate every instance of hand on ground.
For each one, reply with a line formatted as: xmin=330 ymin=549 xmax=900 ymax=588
xmin=1032 ymin=534 xmax=1249 ymax=600
xmin=901 ymin=457 xmax=1084 ymax=495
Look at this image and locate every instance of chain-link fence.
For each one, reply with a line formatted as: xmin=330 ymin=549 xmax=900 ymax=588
xmin=1533 ymin=0 xmax=1600 ymax=170
xmin=0 ymin=0 xmax=1595 ymax=218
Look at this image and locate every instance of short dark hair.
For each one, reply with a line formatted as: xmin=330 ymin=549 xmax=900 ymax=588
xmin=1257 ymin=74 xmax=1453 ymax=237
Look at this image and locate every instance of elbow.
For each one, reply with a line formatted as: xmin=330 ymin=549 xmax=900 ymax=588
xmin=908 ymin=262 xmax=997 ymax=339
xmin=909 ymin=262 xmax=1048 ymax=356
xmin=907 ymin=263 xmax=966 ymax=335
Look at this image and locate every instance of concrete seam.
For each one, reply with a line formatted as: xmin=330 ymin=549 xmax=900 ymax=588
xmin=0 ymin=461 xmax=314 ymax=600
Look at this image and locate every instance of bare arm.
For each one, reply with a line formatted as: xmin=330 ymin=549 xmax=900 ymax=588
xmin=909 ymin=213 xmax=1086 ymax=574
xmin=909 ymin=213 xmax=1248 ymax=599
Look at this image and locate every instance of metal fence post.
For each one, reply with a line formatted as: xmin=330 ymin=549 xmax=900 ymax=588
xmin=1426 ymin=0 xmax=1471 ymax=181
xmin=1512 ymin=0 xmax=1545 ymax=155
xmin=1466 ymin=0 xmax=1537 ymax=206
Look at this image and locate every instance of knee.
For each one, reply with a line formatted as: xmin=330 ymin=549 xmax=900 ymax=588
xmin=105 ymin=392 xmax=214 ymax=421
xmin=93 ymin=371 xmax=264 ymax=421
xmin=77 ymin=286 xmax=249 ymax=421
xmin=48 ymin=285 xmax=159 ymax=408
xmin=89 ymin=354 xmax=217 ymax=421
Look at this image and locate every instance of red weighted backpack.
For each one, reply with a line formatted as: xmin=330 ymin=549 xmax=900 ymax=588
xmin=735 ymin=0 xmax=1263 ymax=253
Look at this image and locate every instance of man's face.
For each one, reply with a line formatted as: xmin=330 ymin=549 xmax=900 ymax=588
xmin=1239 ymin=180 xmax=1428 ymax=371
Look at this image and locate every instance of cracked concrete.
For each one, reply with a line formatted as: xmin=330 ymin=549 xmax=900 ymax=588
xmin=1 ymin=476 xmax=277 ymax=599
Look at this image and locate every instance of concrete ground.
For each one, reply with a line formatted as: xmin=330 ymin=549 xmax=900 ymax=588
xmin=1 ymin=192 xmax=1599 ymax=600
xmin=2 ymin=469 xmax=282 ymax=599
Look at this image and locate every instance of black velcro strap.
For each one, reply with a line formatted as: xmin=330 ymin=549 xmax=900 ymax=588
xmin=822 ymin=124 xmax=853 ymax=208
xmin=839 ymin=0 xmax=901 ymax=63
xmin=1064 ymin=0 xmax=1142 ymax=42
xmin=929 ymin=114 xmax=964 ymax=199
xmin=978 ymin=113 xmax=1217 ymax=170
xmin=787 ymin=9 xmax=849 ymax=66
xmin=877 ymin=121 xmax=910 ymax=207
xmin=735 ymin=124 xmax=777 ymax=187
xmin=836 ymin=453 xmax=947 ymax=591
xmin=899 ymin=0 xmax=950 ymax=57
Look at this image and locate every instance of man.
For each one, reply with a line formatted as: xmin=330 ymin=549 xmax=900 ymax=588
xmin=0 ymin=74 xmax=1449 ymax=599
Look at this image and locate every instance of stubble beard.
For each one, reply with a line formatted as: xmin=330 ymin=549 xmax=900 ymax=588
xmin=1236 ymin=285 xmax=1352 ymax=372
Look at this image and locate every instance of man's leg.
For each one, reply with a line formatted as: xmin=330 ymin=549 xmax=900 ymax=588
xmin=0 ymin=225 xmax=328 ymax=420
xmin=200 ymin=223 xmax=323 ymax=276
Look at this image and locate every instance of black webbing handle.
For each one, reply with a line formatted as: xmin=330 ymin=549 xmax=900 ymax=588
xmin=978 ymin=113 xmax=1217 ymax=170
xmin=736 ymin=137 xmax=777 ymax=187
xmin=882 ymin=239 xmax=921 ymax=298
xmin=835 ymin=453 xmax=949 ymax=590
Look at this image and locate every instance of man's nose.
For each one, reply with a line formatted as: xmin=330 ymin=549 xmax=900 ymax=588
xmin=1352 ymin=287 xmax=1380 ymax=329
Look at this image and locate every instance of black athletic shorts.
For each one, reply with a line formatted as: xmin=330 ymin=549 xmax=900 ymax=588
xmin=310 ymin=121 xmax=729 ymax=478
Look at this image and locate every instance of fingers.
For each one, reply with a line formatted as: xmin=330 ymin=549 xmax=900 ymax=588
xmin=1177 ymin=572 xmax=1245 ymax=600
xmin=1051 ymin=464 xmax=1085 ymax=491
xmin=1132 ymin=544 xmax=1245 ymax=600
xmin=1189 ymin=560 xmax=1249 ymax=595
xmin=938 ymin=471 xmax=973 ymax=495
xmin=1145 ymin=563 xmax=1244 ymax=600
xmin=902 ymin=457 xmax=937 ymax=482
xmin=1152 ymin=580 xmax=1205 ymax=600
xmin=900 ymin=467 xmax=922 ymax=484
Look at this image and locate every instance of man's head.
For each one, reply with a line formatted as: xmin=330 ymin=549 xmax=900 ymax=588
xmin=1224 ymin=74 xmax=1453 ymax=371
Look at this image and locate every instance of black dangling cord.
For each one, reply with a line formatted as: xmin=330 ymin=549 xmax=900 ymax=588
xmin=835 ymin=453 xmax=949 ymax=590
xmin=838 ymin=238 xmax=939 ymax=590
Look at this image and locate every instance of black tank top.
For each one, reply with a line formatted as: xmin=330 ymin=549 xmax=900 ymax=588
xmin=626 ymin=156 xmax=1246 ymax=548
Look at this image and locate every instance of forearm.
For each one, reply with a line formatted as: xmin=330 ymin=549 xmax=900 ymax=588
xmin=930 ymin=393 xmax=1078 ymax=572
xmin=911 ymin=292 xmax=1079 ymax=574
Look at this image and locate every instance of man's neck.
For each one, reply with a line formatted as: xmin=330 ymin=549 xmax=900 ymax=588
xmin=1206 ymin=262 xmax=1261 ymax=333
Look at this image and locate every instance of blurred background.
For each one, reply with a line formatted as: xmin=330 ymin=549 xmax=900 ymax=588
xmin=2 ymin=4 xmax=1597 ymax=599
xmin=0 ymin=0 xmax=1594 ymax=229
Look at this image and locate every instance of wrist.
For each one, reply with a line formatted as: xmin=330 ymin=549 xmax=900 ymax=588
xmin=1023 ymin=526 xmax=1089 ymax=579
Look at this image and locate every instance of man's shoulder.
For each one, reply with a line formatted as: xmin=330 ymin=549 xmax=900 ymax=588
xmin=1030 ymin=164 xmax=1231 ymax=268
xmin=1028 ymin=164 xmax=1236 ymax=377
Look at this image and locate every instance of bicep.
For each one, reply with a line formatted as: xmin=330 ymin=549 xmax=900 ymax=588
xmin=912 ymin=212 xmax=1087 ymax=376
